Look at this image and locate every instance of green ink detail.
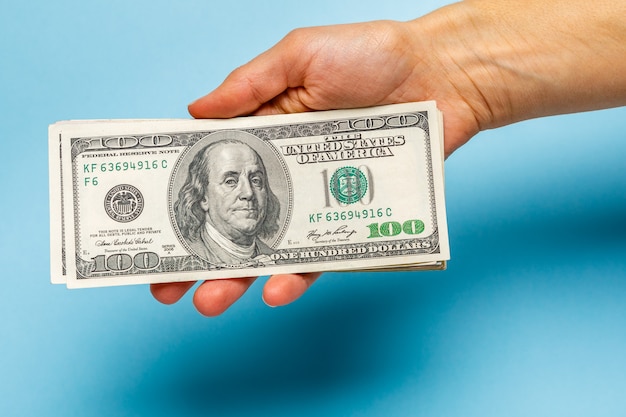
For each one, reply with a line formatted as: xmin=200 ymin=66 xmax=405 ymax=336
xmin=329 ymin=166 xmax=368 ymax=204
xmin=366 ymin=219 xmax=425 ymax=239
xmin=403 ymin=219 xmax=425 ymax=235
xmin=366 ymin=223 xmax=381 ymax=238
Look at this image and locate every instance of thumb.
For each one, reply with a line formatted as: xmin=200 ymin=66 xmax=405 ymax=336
xmin=188 ymin=42 xmax=299 ymax=119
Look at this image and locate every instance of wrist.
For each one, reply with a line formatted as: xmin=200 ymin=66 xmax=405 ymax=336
xmin=408 ymin=0 xmax=626 ymax=131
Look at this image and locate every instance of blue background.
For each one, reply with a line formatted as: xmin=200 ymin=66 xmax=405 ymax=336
xmin=1 ymin=0 xmax=625 ymax=416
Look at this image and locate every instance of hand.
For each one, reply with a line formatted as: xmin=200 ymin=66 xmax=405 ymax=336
xmin=152 ymin=17 xmax=488 ymax=316
xmin=152 ymin=0 xmax=626 ymax=315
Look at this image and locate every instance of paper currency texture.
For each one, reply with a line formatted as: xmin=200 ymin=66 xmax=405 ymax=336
xmin=49 ymin=102 xmax=449 ymax=288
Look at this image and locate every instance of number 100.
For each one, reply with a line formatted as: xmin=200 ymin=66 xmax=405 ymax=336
xmin=366 ymin=219 xmax=425 ymax=238
xmin=92 ymin=252 xmax=160 ymax=272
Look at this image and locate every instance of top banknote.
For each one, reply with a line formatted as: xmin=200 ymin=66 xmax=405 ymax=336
xmin=49 ymin=102 xmax=449 ymax=288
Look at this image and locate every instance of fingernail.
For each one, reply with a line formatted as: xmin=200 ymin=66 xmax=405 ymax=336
xmin=261 ymin=293 xmax=276 ymax=308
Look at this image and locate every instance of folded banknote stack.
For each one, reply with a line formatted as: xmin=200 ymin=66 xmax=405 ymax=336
xmin=49 ymin=101 xmax=450 ymax=288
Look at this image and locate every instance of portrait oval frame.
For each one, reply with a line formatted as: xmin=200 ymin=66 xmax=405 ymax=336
xmin=169 ymin=129 xmax=292 ymax=255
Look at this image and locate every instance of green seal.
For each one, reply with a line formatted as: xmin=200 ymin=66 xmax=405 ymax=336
xmin=329 ymin=166 xmax=368 ymax=204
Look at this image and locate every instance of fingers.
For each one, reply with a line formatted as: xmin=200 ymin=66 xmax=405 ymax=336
xmin=151 ymin=273 xmax=320 ymax=315
xmin=262 ymin=272 xmax=322 ymax=307
xmin=192 ymin=277 xmax=256 ymax=316
xmin=150 ymin=281 xmax=196 ymax=304
xmin=150 ymin=278 xmax=256 ymax=316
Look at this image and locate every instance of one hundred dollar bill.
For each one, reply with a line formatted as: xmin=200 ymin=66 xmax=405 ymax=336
xmin=49 ymin=102 xmax=449 ymax=288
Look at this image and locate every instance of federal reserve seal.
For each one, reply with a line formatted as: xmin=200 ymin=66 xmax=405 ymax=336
xmin=104 ymin=184 xmax=144 ymax=223
xmin=329 ymin=166 xmax=368 ymax=204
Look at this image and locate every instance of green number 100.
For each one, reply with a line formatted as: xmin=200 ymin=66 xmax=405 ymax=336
xmin=366 ymin=219 xmax=425 ymax=238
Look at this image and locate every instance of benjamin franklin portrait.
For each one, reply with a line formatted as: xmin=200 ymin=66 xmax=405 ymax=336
xmin=173 ymin=131 xmax=287 ymax=265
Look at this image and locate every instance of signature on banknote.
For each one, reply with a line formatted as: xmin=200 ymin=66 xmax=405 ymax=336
xmin=307 ymin=225 xmax=358 ymax=243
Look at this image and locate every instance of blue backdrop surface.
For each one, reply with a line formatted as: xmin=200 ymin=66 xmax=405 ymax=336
xmin=1 ymin=1 xmax=625 ymax=416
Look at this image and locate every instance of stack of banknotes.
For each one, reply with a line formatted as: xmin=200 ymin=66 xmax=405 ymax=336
xmin=49 ymin=101 xmax=450 ymax=288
